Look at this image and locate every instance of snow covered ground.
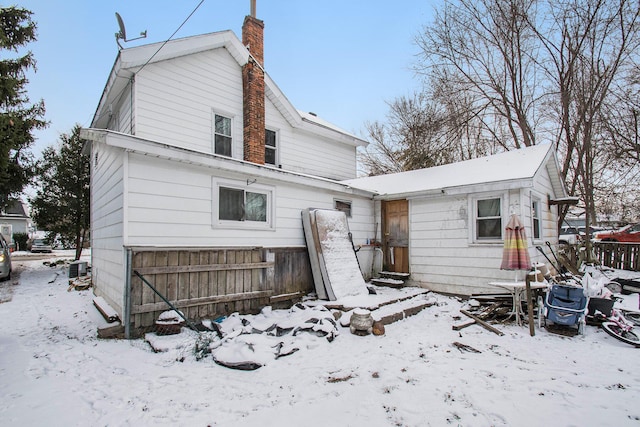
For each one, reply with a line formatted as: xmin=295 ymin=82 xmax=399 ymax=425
xmin=1 ymin=254 xmax=640 ymax=426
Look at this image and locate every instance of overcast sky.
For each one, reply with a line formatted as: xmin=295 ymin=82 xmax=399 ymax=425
xmin=19 ymin=0 xmax=433 ymax=156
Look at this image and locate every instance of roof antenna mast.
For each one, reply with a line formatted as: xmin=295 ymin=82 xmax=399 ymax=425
xmin=115 ymin=12 xmax=147 ymax=49
xmin=250 ymin=0 xmax=256 ymax=17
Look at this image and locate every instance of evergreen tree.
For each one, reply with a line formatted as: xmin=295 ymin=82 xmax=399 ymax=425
xmin=30 ymin=125 xmax=89 ymax=260
xmin=0 ymin=6 xmax=47 ymax=210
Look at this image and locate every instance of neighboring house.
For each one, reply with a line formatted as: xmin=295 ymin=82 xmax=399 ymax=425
xmin=81 ymin=12 xmax=375 ymax=336
xmin=344 ymin=144 xmax=570 ymax=295
xmin=0 ymin=200 xmax=31 ymax=249
xmin=81 ymin=10 xmax=569 ymax=336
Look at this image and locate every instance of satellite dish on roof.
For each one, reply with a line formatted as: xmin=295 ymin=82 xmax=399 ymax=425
xmin=115 ymin=12 xmax=147 ymax=49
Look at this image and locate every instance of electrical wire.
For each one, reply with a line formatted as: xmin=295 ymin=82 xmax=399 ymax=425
xmin=87 ymin=0 xmax=206 ymax=128
xmin=136 ymin=0 xmax=206 ymax=75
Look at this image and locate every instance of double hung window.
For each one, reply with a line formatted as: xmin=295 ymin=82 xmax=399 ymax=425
xmin=265 ymin=129 xmax=277 ymax=165
xmin=214 ymin=114 xmax=232 ymax=157
xmin=476 ymin=197 xmax=502 ymax=240
xmin=532 ymin=199 xmax=541 ymax=239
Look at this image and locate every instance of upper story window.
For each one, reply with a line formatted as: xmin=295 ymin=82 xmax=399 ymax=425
xmin=214 ymin=114 xmax=232 ymax=157
xmin=532 ymin=198 xmax=541 ymax=240
xmin=475 ymin=197 xmax=502 ymax=240
xmin=265 ymin=129 xmax=277 ymax=165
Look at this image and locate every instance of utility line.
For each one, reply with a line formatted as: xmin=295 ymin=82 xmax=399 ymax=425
xmin=87 ymin=0 xmax=206 ymax=127
xmin=137 ymin=0 xmax=206 ymax=75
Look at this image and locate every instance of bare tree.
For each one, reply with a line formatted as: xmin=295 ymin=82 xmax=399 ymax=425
xmin=533 ymin=0 xmax=640 ymax=252
xmin=415 ymin=0 xmax=540 ymax=150
xmin=359 ymin=93 xmax=460 ymax=175
xmin=364 ymin=0 xmax=640 ymax=236
xmin=597 ymin=68 xmax=640 ymax=221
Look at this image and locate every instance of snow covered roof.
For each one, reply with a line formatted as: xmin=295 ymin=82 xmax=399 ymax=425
xmin=0 ymin=200 xmax=29 ymax=218
xmin=343 ymin=144 xmax=566 ymax=199
xmin=91 ymin=30 xmax=367 ymax=148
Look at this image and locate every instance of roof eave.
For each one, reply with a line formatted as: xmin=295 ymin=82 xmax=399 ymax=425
xmin=370 ymin=178 xmax=535 ymax=201
xmin=80 ymin=129 xmax=376 ymax=197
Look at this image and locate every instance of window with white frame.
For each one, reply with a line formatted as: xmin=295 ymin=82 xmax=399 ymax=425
xmin=265 ymin=129 xmax=277 ymax=165
xmin=475 ymin=197 xmax=502 ymax=240
xmin=214 ymin=114 xmax=232 ymax=157
xmin=532 ymin=198 xmax=541 ymax=239
xmin=214 ymin=180 xmax=274 ymax=228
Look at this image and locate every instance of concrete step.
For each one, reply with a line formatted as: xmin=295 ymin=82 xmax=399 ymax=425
xmin=379 ymin=271 xmax=411 ymax=280
xmin=371 ymin=293 xmax=434 ymax=326
xmin=370 ymin=277 xmax=405 ymax=288
xmin=334 ymin=290 xmax=435 ymax=328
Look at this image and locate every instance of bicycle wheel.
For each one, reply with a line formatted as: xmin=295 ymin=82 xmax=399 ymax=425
xmin=601 ymin=322 xmax=640 ymax=347
xmin=623 ymin=311 xmax=640 ymax=327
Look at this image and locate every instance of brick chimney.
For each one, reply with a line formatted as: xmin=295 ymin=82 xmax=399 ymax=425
xmin=242 ymin=5 xmax=265 ymax=164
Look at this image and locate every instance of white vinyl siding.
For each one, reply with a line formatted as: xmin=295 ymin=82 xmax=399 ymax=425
xmin=283 ymin=130 xmax=357 ymax=180
xmin=124 ymin=47 xmax=358 ymax=179
xmin=264 ymin=96 xmax=357 ymax=180
xmin=106 ymin=79 xmax=133 ymax=134
xmin=90 ymin=143 xmax=126 ymax=316
xmin=408 ymin=176 xmax=561 ymax=295
xmin=134 ymin=49 xmax=243 ymax=156
xmin=124 ymin=153 xmax=374 ymax=248
xmin=530 ymin=173 xmax=559 ymax=244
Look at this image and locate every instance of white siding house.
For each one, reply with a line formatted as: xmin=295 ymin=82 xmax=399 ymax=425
xmin=81 ymin=15 xmax=375 ymax=336
xmin=344 ymin=144 xmax=569 ymax=295
xmin=82 ymin=11 xmax=569 ymax=337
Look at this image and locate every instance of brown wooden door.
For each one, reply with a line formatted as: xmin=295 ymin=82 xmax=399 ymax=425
xmin=382 ymin=200 xmax=409 ymax=273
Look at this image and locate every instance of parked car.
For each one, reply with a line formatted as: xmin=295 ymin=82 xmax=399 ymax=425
xmin=594 ymin=223 xmax=640 ymax=243
xmin=0 ymin=234 xmax=12 ymax=281
xmin=30 ymin=238 xmax=53 ymax=253
xmin=559 ymin=225 xmax=607 ymax=245
xmin=559 ymin=226 xmax=582 ymax=245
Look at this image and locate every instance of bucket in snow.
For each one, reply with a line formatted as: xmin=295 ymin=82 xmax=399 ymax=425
xmin=69 ymin=261 xmax=88 ymax=278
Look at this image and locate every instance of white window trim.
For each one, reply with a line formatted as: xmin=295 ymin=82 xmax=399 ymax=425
xmin=265 ymin=128 xmax=279 ymax=166
xmin=212 ymin=177 xmax=275 ymax=230
xmin=469 ymin=193 xmax=507 ymax=244
xmin=531 ymin=194 xmax=542 ymax=243
xmin=211 ymin=109 xmax=235 ymax=157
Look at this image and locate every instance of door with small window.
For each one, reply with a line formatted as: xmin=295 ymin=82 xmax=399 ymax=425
xmin=382 ymin=200 xmax=409 ymax=273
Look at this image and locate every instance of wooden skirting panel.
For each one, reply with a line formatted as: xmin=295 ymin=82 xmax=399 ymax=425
xmin=129 ymin=247 xmax=314 ymax=331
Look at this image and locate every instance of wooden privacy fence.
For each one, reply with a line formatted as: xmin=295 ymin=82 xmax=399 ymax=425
xmin=128 ymin=247 xmax=313 ymax=333
xmin=561 ymin=242 xmax=640 ymax=272
xmin=593 ymin=241 xmax=640 ymax=272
